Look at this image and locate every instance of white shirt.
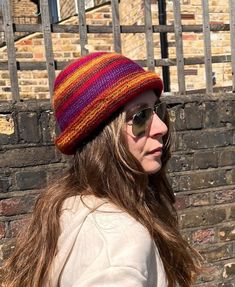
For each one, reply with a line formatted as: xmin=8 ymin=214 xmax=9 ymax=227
xmin=47 ymin=195 xmax=167 ymax=287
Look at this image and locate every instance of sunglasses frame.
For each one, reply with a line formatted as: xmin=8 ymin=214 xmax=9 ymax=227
xmin=127 ymin=101 xmax=167 ymax=137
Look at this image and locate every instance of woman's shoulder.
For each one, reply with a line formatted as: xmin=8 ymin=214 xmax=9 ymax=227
xmin=60 ymin=194 xmax=154 ymax=258
xmin=50 ymin=195 xmax=166 ymax=287
xmin=59 ymin=194 xmax=110 ymax=230
xmin=91 ymin=202 xmax=152 ymax=245
xmin=90 ymin=204 xmax=155 ymax=272
xmin=60 ymin=195 xmax=156 ymax=275
xmin=61 ymin=195 xmax=150 ymax=239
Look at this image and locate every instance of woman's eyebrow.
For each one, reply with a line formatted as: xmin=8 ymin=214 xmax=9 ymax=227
xmin=126 ymin=97 xmax=161 ymax=114
xmin=126 ymin=103 xmax=149 ymax=114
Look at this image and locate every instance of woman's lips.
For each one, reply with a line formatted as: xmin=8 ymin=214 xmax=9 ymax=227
xmin=146 ymin=147 xmax=163 ymax=156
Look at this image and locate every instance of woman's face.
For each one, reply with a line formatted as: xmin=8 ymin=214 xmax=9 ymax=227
xmin=124 ymin=90 xmax=168 ymax=174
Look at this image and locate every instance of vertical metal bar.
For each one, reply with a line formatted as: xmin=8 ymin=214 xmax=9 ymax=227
xmin=229 ymin=0 xmax=235 ymax=92
xmin=144 ymin=0 xmax=155 ymax=71
xmin=158 ymin=0 xmax=170 ymax=92
xmin=40 ymin=0 xmax=56 ymax=101
xmin=202 ymin=0 xmax=213 ymax=93
xmin=76 ymin=0 xmax=88 ymax=56
xmin=2 ymin=0 xmax=20 ymax=102
xmin=172 ymin=0 xmax=185 ymax=95
xmin=111 ymin=0 xmax=121 ymax=53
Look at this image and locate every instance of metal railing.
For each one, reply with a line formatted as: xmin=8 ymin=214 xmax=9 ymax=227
xmin=0 ymin=0 xmax=235 ymax=101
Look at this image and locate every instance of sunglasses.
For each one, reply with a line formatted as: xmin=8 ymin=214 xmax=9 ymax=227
xmin=127 ymin=102 xmax=167 ymax=137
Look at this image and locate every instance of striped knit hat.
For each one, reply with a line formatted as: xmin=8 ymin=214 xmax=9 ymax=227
xmin=53 ymin=52 xmax=163 ymax=155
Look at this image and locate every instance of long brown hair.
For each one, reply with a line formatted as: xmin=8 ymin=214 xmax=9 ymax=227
xmin=3 ymin=109 xmax=201 ymax=287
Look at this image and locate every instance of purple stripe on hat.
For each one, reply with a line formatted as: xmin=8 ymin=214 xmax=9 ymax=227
xmin=54 ymin=52 xmax=107 ymax=89
xmin=55 ymin=56 xmax=140 ymax=119
xmin=58 ymin=62 xmax=143 ymax=131
xmin=55 ymin=53 xmax=126 ymax=110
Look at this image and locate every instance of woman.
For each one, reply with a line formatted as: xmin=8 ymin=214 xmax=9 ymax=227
xmin=3 ymin=52 xmax=201 ymax=287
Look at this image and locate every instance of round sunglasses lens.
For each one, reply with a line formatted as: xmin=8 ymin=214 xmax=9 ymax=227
xmin=132 ymin=108 xmax=152 ymax=136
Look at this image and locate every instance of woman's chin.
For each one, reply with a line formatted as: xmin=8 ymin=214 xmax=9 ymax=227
xmin=143 ymin=160 xmax=162 ymax=174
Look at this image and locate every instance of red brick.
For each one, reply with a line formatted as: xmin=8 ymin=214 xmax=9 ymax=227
xmin=210 ymin=21 xmax=224 ymax=25
xmin=182 ymin=34 xmax=197 ymax=41
xmin=185 ymin=69 xmax=198 ymax=76
xmin=0 ymin=195 xmax=38 ymax=216
xmin=174 ymin=196 xmax=189 ymax=210
xmin=214 ymin=189 xmax=235 ymax=204
xmin=22 ymin=39 xmax=33 ymax=45
xmin=34 ymin=53 xmax=44 ymax=59
xmin=191 ymin=228 xmax=215 ymax=244
xmin=181 ymin=14 xmax=195 ymax=20
xmin=0 ymin=198 xmax=20 ymax=216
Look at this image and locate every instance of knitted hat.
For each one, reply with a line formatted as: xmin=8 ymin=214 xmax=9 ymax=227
xmin=53 ymin=52 xmax=163 ymax=155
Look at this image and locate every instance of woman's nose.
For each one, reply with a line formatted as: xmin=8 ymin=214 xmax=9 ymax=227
xmin=148 ymin=113 xmax=168 ymax=137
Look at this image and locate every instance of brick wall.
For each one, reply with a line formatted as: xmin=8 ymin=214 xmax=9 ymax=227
xmin=167 ymin=94 xmax=235 ymax=286
xmin=11 ymin=0 xmax=37 ymax=18
xmin=0 ymin=101 xmax=68 ymax=279
xmin=0 ymin=94 xmax=234 ymax=285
